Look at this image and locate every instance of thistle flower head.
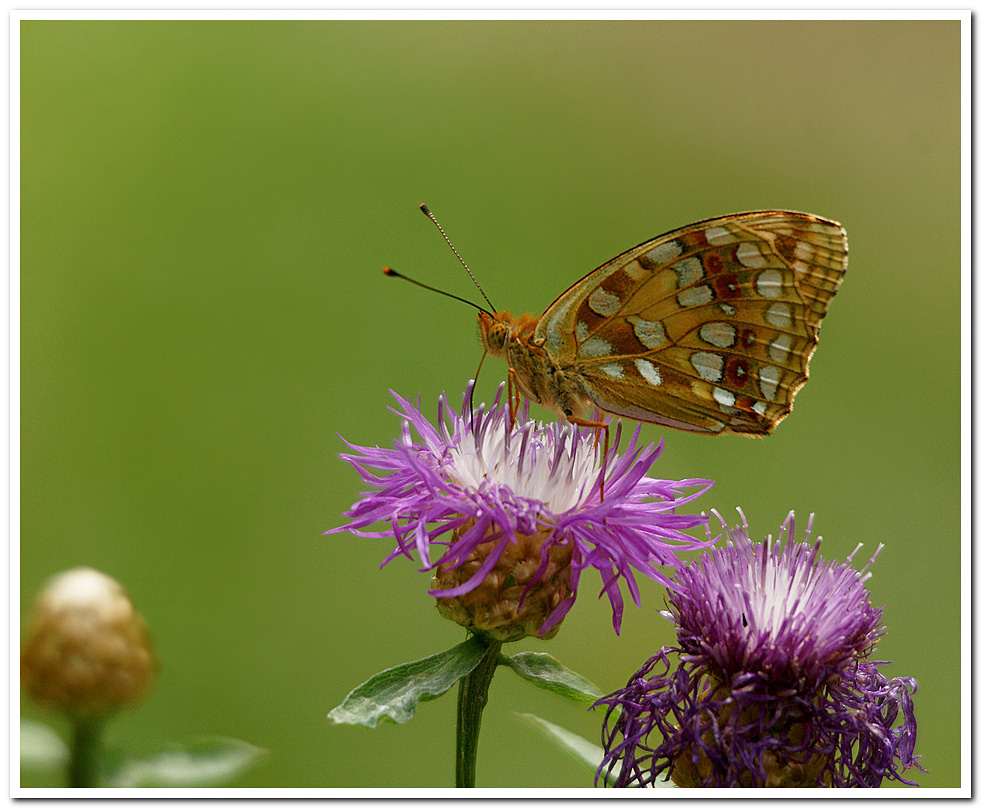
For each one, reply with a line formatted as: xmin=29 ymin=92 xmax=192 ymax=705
xmin=597 ymin=511 xmax=922 ymax=788
xmin=330 ymin=384 xmax=714 ymax=640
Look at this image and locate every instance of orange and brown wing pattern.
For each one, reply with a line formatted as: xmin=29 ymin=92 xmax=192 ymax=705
xmin=536 ymin=212 xmax=847 ymax=434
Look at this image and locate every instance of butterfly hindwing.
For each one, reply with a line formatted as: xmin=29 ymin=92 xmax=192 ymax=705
xmin=535 ymin=212 xmax=848 ymax=435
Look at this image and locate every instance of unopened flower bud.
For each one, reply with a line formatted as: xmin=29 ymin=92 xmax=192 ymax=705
xmin=432 ymin=521 xmax=573 ymax=642
xmin=21 ymin=568 xmax=157 ymax=721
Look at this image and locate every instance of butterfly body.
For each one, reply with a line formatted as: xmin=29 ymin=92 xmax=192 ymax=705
xmin=477 ymin=211 xmax=848 ymax=435
xmin=479 ymin=310 xmax=595 ymax=422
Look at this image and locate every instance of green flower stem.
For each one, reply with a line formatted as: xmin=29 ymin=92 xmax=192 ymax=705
xmin=68 ymin=717 xmax=103 ymax=788
xmin=455 ymin=636 xmax=502 ymax=788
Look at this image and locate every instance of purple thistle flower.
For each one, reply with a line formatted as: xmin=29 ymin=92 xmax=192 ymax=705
xmin=329 ymin=383 xmax=714 ymax=640
xmin=597 ymin=511 xmax=922 ymax=788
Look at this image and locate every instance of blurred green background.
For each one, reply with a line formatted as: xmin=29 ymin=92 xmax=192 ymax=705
xmin=20 ymin=20 xmax=961 ymax=789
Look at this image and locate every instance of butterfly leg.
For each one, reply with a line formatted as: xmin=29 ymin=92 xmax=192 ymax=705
xmin=506 ymin=367 xmax=523 ymax=430
xmin=567 ymin=416 xmax=610 ymax=499
xmin=566 ymin=416 xmax=608 ymax=446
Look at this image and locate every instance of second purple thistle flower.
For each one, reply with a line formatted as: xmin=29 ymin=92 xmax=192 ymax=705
xmin=331 ymin=383 xmax=715 ymax=640
xmin=597 ymin=511 xmax=921 ymax=788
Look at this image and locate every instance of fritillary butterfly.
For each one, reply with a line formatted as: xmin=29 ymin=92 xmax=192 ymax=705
xmin=477 ymin=211 xmax=847 ymax=435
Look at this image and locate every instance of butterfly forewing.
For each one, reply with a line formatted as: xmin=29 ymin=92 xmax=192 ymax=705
xmin=535 ymin=212 xmax=847 ymax=435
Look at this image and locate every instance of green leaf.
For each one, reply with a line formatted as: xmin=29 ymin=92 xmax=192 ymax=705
xmin=328 ymin=637 xmax=487 ymax=728
xmin=500 ymin=651 xmax=603 ymax=704
xmin=104 ymin=737 xmax=264 ymax=788
xmin=517 ymin=714 xmax=676 ymax=788
xmin=517 ymin=713 xmax=610 ymax=783
xmin=20 ymin=720 xmax=68 ymax=772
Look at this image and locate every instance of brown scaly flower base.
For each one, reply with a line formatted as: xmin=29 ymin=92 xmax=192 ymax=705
xmin=432 ymin=520 xmax=573 ymax=642
xmin=671 ymin=691 xmax=831 ymax=788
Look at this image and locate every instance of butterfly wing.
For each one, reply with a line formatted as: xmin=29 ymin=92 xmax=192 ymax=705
xmin=535 ymin=211 xmax=848 ymax=435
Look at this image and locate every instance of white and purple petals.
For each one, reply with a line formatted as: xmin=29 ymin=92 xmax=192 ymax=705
xmin=669 ymin=510 xmax=885 ymax=687
xmin=331 ymin=383 xmax=714 ymax=634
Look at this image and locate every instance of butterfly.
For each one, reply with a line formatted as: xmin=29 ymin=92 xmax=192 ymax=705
xmin=475 ymin=211 xmax=847 ymax=435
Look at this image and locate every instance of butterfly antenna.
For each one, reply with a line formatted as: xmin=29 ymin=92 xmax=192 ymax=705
xmin=420 ymin=204 xmax=497 ymax=313
xmin=382 ymin=267 xmax=493 ymax=317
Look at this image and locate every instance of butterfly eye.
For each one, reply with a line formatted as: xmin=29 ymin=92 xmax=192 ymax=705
xmin=488 ymin=323 xmax=508 ymax=351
